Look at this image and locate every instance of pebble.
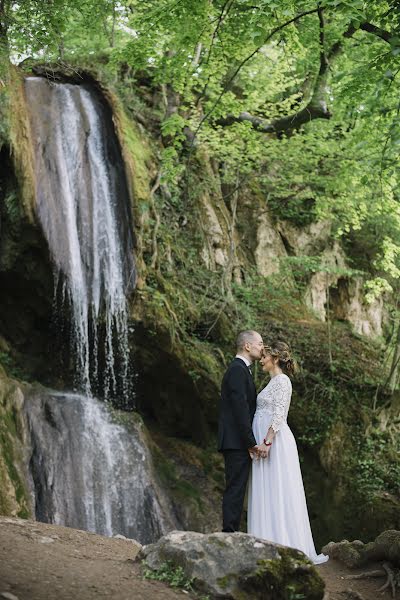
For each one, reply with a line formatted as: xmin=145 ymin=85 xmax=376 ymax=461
xmin=1 ymin=592 xmax=20 ymax=600
xmin=38 ymin=536 xmax=55 ymax=544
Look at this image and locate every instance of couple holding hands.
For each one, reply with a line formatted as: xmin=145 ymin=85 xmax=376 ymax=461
xmin=218 ymin=330 xmax=328 ymax=565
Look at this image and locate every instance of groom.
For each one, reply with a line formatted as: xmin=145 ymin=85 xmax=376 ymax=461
xmin=218 ymin=330 xmax=266 ymax=532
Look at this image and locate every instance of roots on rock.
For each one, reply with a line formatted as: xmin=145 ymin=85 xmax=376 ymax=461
xmin=343 ymin=562 xmax=400 ymax=598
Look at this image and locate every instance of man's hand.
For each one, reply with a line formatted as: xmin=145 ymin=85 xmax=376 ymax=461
xmin=248 ymin=445 xmax=259 ymax=459
xmin=249 ymin=444 xmax=268 ymax=459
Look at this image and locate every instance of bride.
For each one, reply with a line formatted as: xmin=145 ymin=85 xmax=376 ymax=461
xmin=247 ymin=340 xmax=328 ymax=565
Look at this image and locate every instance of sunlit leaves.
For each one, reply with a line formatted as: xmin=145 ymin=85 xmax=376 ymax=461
xmin=365 ymin=277 xmax=393 ymax=303
xmin=3 ymin=0 xmax=400 ymax=303
xmin=6 ymin=0 xmax=126 ymax=60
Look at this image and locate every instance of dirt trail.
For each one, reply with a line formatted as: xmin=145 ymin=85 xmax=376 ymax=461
xmin=317 ymin=557 xmax=393 ymax=600
xmin=0 ymin=517 xmax=393 ymax=600
xmin=0 ymin=517 xmax=185 ymax=600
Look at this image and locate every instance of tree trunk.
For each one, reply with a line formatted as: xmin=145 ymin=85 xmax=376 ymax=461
xmin=0 ymin=0 xmax=10 ymax=53
xmin=110 ymin=0 xmax=116 ymax=48
xmin=0 ymin=0 xmax=10 ymax=88
xmin=58 ymin=37 xmax=65 ymax=61
xmin=387 ymin=321 xmax=400 ymax=391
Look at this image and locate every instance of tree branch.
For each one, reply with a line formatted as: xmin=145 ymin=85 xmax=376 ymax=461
xmin=318 ymin=5 xmax=329 ymax=77
xmin=359 ymin=22 xmax=393 ymax=44
xmin=216 ymin=104 xmax=331 ymax=133
xmin=0 ymin=0 xmax=10 ymax=42
xmin=189 ymin=7 xmax=321 ymax=144
xmin=205 ymin=0 xmax=234 ymax=66
xmin=215 ymin=18 xmax=358 ymax=134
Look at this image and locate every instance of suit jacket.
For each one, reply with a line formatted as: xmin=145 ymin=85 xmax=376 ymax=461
xmin=218 ymin=357 xmax=257 ymax=451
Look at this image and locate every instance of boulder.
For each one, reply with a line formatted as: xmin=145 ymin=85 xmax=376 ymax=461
xmin=321 ymin=539 xmax=366 ymax=568
xmin=321 ymin=530 xmax=400 ymax=568
xmin=371 ymin=530 xmax=400 ymax=565
xmin=138 ymin=530 xmax=325 ymax=599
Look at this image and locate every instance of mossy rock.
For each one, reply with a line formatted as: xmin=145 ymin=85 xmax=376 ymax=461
xmin=0 ymin=366 xmax=32 ymax=518
xmin=139 ymin=531 xmax=325 ymax=600
xmin=242 ymin=548 xmax=324 ymax=600
xmin=145 ymin=428 xmax=223 ymax=533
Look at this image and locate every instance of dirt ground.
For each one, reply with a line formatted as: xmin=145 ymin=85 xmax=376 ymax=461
xmin=0 ymin=517 xmax=394 ymax=600
xmin=317 ymin=557 xmax=393 ymax=600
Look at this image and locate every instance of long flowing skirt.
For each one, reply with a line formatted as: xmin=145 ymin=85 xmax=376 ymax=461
xmin=247 ymin=409 xmax=328 ymax=564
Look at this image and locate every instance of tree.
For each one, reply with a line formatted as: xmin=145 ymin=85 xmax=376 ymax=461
xmin=0 ymin=0 xmax=124 ymax=63
xmin=117 ymin=1 xmax=400 ymax=306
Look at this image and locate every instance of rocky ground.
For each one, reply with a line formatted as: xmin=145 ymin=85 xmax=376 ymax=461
xmin=0 ymin=517 xmax=393 ymax=600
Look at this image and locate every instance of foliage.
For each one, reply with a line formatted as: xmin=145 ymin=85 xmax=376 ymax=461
xmin=355 ymin=425 xmax=400 ymax=499
xmin=113 ymin=0 xmax=400 ymax=302
xmin=3 ymin=190 xmax=21 ymax=226
xmin=142 ymin=561 xmax=194 ymax=592
xmin=232 ymin=269 xmax=306 ymax=326
xmin=2 ymin=0 xmax=400 ymax=302
xmin=2 ymin=0 xmax=125 ymax=60
xmin=0 ymin=351 xmax=26 ymax=381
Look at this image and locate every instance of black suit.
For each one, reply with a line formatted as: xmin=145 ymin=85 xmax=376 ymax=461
xmin=218 ymin=357 xmax=257 ymax=532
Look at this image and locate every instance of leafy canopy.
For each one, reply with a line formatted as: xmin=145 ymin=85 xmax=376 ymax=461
xmin=2 ymin=1 xmax=400 ymax=299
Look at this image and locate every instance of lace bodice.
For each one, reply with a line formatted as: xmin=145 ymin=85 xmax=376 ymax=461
xmin=255 ymin=373 xmax=292 ymax=432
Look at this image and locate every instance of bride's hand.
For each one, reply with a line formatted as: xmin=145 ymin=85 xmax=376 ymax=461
xmin=260 ymin=442 xmax=271 ymax=459
xmin=253 ymin=443 xmax=268 ymax=459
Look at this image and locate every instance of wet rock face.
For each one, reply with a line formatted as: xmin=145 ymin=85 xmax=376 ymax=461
xmin=139 ymin=530 xmax=325 ymax=599
xmin=25 ymin=389 xmax=177 ymax=544
xmin=24 ymin=77 xmax=135 ymax=405
xmin=0 ymin=368 xmax=32 ymax=519
xmin=0 ymin=147 xmax=54 ymax=382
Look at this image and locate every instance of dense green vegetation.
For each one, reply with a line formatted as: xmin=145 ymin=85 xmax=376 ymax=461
xmin=2 ymin=0 xmax=400 ymax=344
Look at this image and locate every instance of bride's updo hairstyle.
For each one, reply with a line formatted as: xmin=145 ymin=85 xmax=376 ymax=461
xmin=264 ymin=340 xmax=299 ymax=377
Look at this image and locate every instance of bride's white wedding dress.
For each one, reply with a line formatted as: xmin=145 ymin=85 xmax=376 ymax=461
xmin=247 ymin=373 xmax=328 ymax=564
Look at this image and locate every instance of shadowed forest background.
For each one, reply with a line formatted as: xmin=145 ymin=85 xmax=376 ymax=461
xmin=0 ymin=0 xmax=399 ymax=552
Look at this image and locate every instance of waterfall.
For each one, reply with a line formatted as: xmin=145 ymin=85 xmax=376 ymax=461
xmin=22 ymin=77 xmax=174 ymax=542
xmin=25 ymin=390 xmax=168 ymax=544
xmin=25 ymin=76 xmax=135 ymax=403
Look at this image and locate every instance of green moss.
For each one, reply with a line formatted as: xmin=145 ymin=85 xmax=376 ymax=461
xmin=0 ymin=352 xmax=26 ymax=383
xmin=150 ymin=443 xmax=203 ymax=508
xmin=0 ymin=419 xmax=30 ymax=516
xmin=242 ymin=549 xmax=325 ymax=600
xmin=7 ymin=66 xmax=36 ymax=223
xmin=0 ymin=371 xmax=31 ymax=518
xmin=209 ymin=538 xmax=229 ymax=549
xmin=216 ymin=574 xmax=235 ymax=590
xmin=117 ymin=110 xmax=152 ymax=204
xmin=0 ymin=59 xmax=11 ymax=148
xmin=108 ymin=405 xmax=145 ymax=430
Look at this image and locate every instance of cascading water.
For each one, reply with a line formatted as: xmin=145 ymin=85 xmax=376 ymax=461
xmin=23 ymin=77 xmax=175 ymax=542
xmin=25 ymin=390 xmax=167 ymax=544
xmin=25 ymin=76 xmax=134 ymax=403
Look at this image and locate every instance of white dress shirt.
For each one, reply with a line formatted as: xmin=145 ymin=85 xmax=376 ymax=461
xmin=235 ymin=354 xmax=252 ymax=367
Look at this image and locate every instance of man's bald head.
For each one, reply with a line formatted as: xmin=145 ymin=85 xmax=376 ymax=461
xmin=236 ymin=330 xmax=264 ymax=362
xmin=236 ymin=330 xmax=259 ymax=352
